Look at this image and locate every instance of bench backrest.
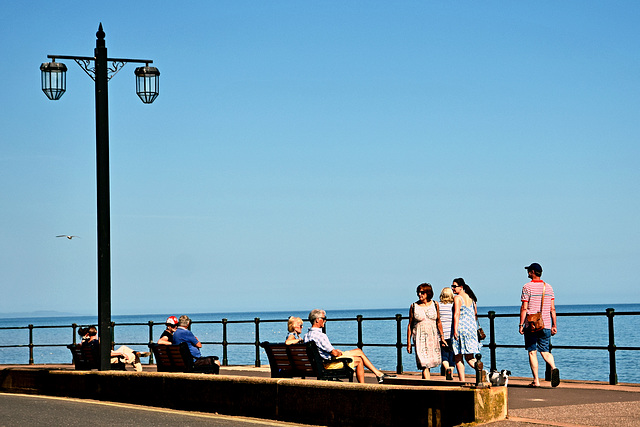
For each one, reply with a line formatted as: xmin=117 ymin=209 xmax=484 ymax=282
xmin=260 ymin=342 xmax=315 ymax=378
xmin=67 ymin=344 xmax=125 ymax=370
xmin=149 ymin=342 xmax=195 ymax=372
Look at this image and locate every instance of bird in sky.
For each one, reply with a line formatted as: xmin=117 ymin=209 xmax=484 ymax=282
xmin=56 ymin=235 xmax=80 ymax=239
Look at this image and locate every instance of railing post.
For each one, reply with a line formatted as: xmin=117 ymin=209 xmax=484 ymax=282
xmin=148 ymin=321 xmax=154 ymax=364
xmin=110 ymin=321 xmax=116 ymax=350
xmin=606 ymin=308 xmax=618 ymax=385
xmin=356 ymin=315 xmax=363 ymax=349
xmin=72 ymin=323 xmax=78 ymax=345
xmin=488 ymin=311 xmax=496 ymax=371
xmin=254 ymin=317 xmax=261 ymax=367
xmin=395 ymin=314 xmax=403 ymax=374
xmin=222 ymin=318 xmax=228 ymax=366
xmin=28 ymin=324 xmax=34 ymax=365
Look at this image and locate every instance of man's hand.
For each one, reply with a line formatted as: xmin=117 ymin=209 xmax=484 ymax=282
xmin=407 ymin=343 xmax=412 ymax=354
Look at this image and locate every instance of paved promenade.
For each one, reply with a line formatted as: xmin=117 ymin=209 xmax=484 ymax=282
xmin=2 ymin=364 xmax=639 ymax=426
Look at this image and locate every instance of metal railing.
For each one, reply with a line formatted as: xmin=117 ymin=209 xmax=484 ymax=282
xmin=1 ymin=308 xmax=638 ymax=385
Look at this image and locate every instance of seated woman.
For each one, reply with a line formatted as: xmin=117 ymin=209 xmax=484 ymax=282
xmin=158 ymin=316 xmax=178 ymax=345
xmin=285 ymin=316 xmax=303 ymax=344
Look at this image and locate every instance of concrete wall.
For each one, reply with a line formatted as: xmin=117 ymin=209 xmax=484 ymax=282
xmin=0 ymin=368 xmax=507 ymax=426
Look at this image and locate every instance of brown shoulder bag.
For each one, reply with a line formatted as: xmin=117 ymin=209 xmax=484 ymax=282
xmin=526 ymin=283 xmax=546 ymax=333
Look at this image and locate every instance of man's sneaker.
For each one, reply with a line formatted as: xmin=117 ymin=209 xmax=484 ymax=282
xmin=376 ymin=373 xmax=396 ymax=383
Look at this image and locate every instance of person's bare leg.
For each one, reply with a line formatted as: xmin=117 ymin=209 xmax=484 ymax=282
xmin=466 ymin=355 xmax=477 ymax=370
xmin=353 ymin=358 xmax=365 ymax=383
xmin=540 ymin=351 xmax=556 ymax=370
xmin=344 ymin=349 xmax=383 ymax=377
xmin=454 ymin=354 xmax=465 ymax=381
xmin=529 ymin=350 xmax=540 ymax=386
xmin=422 ymin=367 xmax=430 ymax=379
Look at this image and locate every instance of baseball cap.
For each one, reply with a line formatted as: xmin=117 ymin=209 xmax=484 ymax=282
xmin=524 ymin=263 xmax=543 ymax=273
xmin=165 ymin=316 xmax=178 ymax=326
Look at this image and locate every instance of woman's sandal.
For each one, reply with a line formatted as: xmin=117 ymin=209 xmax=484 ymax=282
xmin=527 ymin=381 xmax=540 ymax=388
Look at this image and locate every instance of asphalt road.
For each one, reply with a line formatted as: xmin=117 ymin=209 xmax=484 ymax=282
xmin=0 ymin=393 xmax=316 ymax=427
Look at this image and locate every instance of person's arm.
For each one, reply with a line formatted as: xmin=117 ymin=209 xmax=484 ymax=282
xmin=550 ymin=299 xmax=558 ymax=336
xmin=285 ymin=333 xmax=300 ymax=345
xmin=158 ymin=334 xmax=171 ymax=345
xmin=519 ymin=301 xmax=528 ymax=335
xmin=435 ymin=302 xmax=445 ymax=344
xmin=407 ymin=304 xmax=414 ymax=354
xmin=453 ymin=296 xmax=461 ymax=340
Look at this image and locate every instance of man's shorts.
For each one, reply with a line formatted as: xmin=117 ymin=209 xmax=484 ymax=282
xmin=524 ymin=328 xmax=551 ymax=352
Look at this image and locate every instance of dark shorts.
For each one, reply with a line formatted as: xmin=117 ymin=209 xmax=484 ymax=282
xmin=524 ymin=328 xmax=551 ymax=353
xmin=441 ymin=339 xmax=455 ymax=365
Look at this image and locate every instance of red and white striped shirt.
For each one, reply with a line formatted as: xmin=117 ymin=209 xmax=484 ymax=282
xmin=521 ymin=279 xmax=555 ymax=329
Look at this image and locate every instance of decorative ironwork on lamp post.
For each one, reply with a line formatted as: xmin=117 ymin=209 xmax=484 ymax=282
xmin=40 ymin=23 xmax=160 ymax=370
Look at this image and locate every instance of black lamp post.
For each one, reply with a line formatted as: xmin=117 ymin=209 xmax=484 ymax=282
xmin=40 ymin=24 xmax=160 ymax=370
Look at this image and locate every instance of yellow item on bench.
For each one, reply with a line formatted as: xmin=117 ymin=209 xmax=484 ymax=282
xmin=324 ymin=356 xmax=356 ymax=371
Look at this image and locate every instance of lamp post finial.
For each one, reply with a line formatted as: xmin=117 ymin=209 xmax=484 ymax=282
xmin=97 ymin=23 xmax=105 ymax=41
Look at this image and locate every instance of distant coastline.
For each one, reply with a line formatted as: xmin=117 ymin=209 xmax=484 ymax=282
xmin=0 ymin=310 xmax=87 ymax=319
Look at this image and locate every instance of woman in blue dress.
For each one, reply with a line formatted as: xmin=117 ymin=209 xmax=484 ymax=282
xmin=452 ymin=278 xmax=481 ymax=382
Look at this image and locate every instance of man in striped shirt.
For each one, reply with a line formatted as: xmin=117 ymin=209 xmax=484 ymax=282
xmin=519 ymin=263 xmax=560 ymax=387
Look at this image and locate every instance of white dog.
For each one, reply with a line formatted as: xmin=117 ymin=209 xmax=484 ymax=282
xmin=488 ymin=369 xmax=511 ymax=386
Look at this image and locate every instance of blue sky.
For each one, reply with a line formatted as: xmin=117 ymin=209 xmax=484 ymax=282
xmin=1 ymin=2 xmax=639 ymax=316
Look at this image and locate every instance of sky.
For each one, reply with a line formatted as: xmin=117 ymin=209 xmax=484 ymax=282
xmin=1 ymin=1 xmax=639 ymax=316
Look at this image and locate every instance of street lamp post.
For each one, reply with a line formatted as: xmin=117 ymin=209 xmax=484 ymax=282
xmin=40 ymin=24 xmax=160 ymax=370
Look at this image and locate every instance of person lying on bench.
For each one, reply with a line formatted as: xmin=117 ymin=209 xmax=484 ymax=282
xmin=80 ymin=326 xmax=149 ymax=372
xmin=172 ymin=315 xmax=221 ymax=367
xmin=303 ymin=309 xmax=395 ymax=383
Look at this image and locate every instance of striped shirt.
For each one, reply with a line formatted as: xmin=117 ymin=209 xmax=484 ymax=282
xmin=438 ymin=302 xmax=454 ymax=340
xmin=521 ymin=279 xmax=555 ymax=329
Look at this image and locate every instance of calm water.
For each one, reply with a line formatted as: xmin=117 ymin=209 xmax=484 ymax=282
xmin=1 ymin=303 xmax=638 ymax=384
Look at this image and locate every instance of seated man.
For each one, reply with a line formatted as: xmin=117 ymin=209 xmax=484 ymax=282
xmin=80 ymin=326 xmax=149 ymax=372
xmin=303 ymin=309 xmax=394 ymax=383
xmin=172 ymin=315 xmax=221 ymax=367
xmin=158 ymin=316 xmax=178 ymax=345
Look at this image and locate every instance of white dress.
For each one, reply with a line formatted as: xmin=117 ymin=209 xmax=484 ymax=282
xmin=411 ymin=302 xmax=441 ymax=369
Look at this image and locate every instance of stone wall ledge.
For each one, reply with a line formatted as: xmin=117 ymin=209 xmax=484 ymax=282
xmin=0 ymin=368 xmax=506 ymax=426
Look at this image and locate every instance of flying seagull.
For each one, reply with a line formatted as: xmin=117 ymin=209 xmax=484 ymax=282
xmin=56 ymin=235 xmax=80 ymax=239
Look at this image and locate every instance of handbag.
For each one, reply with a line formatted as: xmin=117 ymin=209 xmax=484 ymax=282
xmin=526 ymin=283 xmax=546 ymax=333
xmin=477 ymin=327 xmax=486 ymax=341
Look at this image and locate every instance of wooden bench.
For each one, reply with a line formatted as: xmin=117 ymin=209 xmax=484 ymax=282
xmin=260 ymin=341 xmax=354 ymax=382
xmin=67 ymin=344 xmax=126 ymax=370
xmin=149 ymin=343 xmax=220 ymax=374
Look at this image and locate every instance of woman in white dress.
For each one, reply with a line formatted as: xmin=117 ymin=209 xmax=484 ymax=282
xmin=407 ymin=283 xmax=445 ymax=379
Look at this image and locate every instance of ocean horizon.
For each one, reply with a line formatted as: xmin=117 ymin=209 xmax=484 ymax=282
xmin=1 ymin=303 xmax=638 ymax=384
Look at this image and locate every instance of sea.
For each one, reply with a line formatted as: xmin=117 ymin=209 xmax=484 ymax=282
xmin=1 ymin=303 xmax=638 ymax=384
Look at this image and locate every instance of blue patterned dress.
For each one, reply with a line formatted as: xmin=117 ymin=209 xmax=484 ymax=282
xmin=453 ymin=301 xmax=481 ymax=355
